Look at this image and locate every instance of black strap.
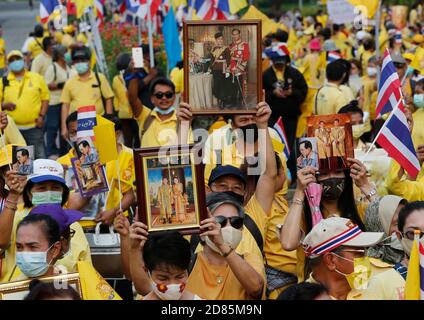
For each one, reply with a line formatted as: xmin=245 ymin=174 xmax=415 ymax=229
xmin=1 ymin=76 xmax=8 ymax=104
xmin=94 ymin=71 xmax=106 ymax=111
xmin=314 ymin=86 xmax=323 ymax=115
xmin=188 ymin=252 xmax=197 ymax=274
xmin=34 ymin=38 xmax=44 ymax=53
xmin=53 ymin=62 xmax=57 ymax=82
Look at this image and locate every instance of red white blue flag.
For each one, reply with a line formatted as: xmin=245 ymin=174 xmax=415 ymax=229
xmin=327 ymin=51 xmax=342 ymax=63
xmin=77 ymin=105 xmax=97 ymax=139
xmin=194 ymin=0 xmax=229 ymax=20
xmin=273 ymin=117 xmax=291 ymax=161
xmin=40 ymin=0 xmax=59 ymax=24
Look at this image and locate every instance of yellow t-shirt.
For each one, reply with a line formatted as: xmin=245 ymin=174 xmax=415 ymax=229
xmin=0 ymin=71 xmax=50 ymax=128
xmin=299 ymin=53 xmax=325 ymax=89
xmin=30 ymin=52 xmax=52 ymax=77
xmin=60 ymin=71 xmax=114 ymax=115
xmin=360 ymin=50 xmax=374 ymax=75
xmin=170 ymin=67 xmax=184 ymax=94
xmin=412 ymin=108 xmax=424 ymax=148
xmin=314 ymin=83 xmax=348 ymax=115
xmin=44 ymin=62 xmax=73 ymax=105
xmin=362 ymin=76 xmax=377 ymax=120
xmin=112 ymin=74 xmax=132 ymax=119
xmin=339 ymin=84 xmax=355 ymax=103
xmin=0 ymin=38 xmax=5 ymax=69
xmin=27 ymin=37 xmax=45 ymax=59
xmin=61 ymin=34 xmax=75 ymax=48
xmin=0 ymin=205 xmax=92 ymax=283
xmin=186 ymin=251 xmax=265 ymax=300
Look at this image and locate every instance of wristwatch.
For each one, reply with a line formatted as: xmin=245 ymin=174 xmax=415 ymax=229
xmin=221 ymin=247 xmax=234 ymax=258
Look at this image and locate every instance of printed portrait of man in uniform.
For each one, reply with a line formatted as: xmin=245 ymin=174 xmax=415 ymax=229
xmin=307 ymin=114 xmax=354 ymax=173
xmin=183 ymin=20 xmax=262 ymax=115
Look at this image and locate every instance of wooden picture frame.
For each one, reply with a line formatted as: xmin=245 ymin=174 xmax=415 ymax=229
xmin=134 ymin=144 xmax=207 ymax=235
xmin=307 ymin=114 xmax=354 ymax=173
xmin=183 ymin=19 xmax=262 ymax=115
xmin=0 ymin=273 xmax=82 ymax=300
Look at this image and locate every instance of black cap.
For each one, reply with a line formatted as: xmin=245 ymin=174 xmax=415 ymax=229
xmin=71 ymin=46 xmax=91 ymax=61
xmin=116 ymin=52 xmax=131 ymax=71
xmin=208 ymin=165 xmax=247 ymax=187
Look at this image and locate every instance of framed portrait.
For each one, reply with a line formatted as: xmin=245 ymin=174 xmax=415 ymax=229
xmin=71 ymin=157 xmax=109 ymax=198
xmin=11 ymin=145 xmax=34 ymax=176
xmin=296 ymin=137 xmax=319 ymax=170
xmin=183 ymin=20 xmax=262 ymax=115
xmin=134 ymin=145 xmax=207 ymax=235
xmin=0 ymin=273 xmax=81 ymax=300
xmin=307 ymin=114 xmax=354 ymax=173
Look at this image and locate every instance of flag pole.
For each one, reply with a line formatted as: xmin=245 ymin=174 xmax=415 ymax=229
xmin=147 ymin=0 xmax=155 ymax=68
xmin=375 ymin=0 xmax=382 ymax=84
xmin=116 ymin=160 xmax=122 ymax=212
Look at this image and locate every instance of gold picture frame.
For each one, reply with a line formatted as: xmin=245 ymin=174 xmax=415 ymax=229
xmin=0 ymin=273 xmax=82 ymax=300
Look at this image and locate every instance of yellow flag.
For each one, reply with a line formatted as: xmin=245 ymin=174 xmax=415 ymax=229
xmin=74 ymin=0 xmax=94 ymax=19
xmin=241 ymin=5 xmax=280 ymax=38
xmin=170 ymin=0 xmax=187 ymax=8
xmin=346 ymin=0 xmax=379 ymax=18
xmin=77 ymin=261 xmax=122 ymax=300
xmin=229 ymin=0 xmax=248 ymax=14
xmin=271 ymin=138 xmax=285 ymax=155
xmin=287 ymin=28 xmax=298 ymax=52
xmin=93 ymin=116 xmax=118 ymax=164
xmin=405 ymin=237 xmax=420 ymax=300
xmin=410 ymin=47 xmax=424 ymax=75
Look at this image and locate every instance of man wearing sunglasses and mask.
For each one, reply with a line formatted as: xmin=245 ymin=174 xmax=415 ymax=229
xmin=303 ymin=217 xmax=405 ymax=300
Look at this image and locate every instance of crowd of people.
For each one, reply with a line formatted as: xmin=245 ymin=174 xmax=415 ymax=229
xmin=0 ymin=1 xmax=423 ymax=301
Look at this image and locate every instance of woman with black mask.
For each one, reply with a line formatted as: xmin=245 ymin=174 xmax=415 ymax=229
xmin=280 ymin=157 xmax=378 ymax=282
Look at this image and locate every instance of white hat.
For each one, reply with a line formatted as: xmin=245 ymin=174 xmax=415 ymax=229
xmin=28 ymin=159 xmax=66 ymax=185
xmin=303 ymin=217 xmax=384 ymax=258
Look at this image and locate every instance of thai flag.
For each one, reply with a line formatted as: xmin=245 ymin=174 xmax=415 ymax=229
xmin=327 ymin=51 xmax=342 ymax=63
xmin=40 ymin=0 xmax=59 ymax=24
xmin=376 ymin=49 xmax=405 ymax=117
xmin=134 ymin=0 xmax=161 ymax=19
xmin=376 ymin=106 xmax=420 ymax=178
xmin=116 ymin=0 xmax=126 ymax=13
xmin=195 ymin=0 xmax=229 ymax=20
xmin=273 ymin=117 xmax=291 ymax=161
xmin=77 ymin=105 xmax=97 ymax=139
xmin=95 ymin=0 xmax=105 ymax=28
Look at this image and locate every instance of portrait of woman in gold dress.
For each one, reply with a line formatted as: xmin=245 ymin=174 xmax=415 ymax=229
xmin=173 ymin=177 xmax=187 ymax=223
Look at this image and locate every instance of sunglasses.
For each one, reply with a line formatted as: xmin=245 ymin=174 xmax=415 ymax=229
xmin=402 ymin=230 xmax=424 ymax=241
xmin=214 ymin=215 xmax=244 ymax=229
xmin=154 ymin=91 xmax=174 ymax=99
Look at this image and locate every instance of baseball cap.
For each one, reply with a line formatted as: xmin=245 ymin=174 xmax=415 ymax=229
xmin=29 ymin=204 xmax=84 ymax=235
xmin=303 ymin=217 xmax=384 ymax=258
xmin=71 ymin=47 xmax=91 ymax=61
xmin=28 ymin=159 xmax=66 ymax=185
xmin=7 ymin=50 xmax=24 ymax=61
xmin=208 ymin=165 xmax=247 ymax=187
xmin=412 ymin=34 xmax=424 ymax=44
xmin=309 ymin=38 xmax=321 ymax=51
xmin=206 ymin=192 xmax=245 ymax=217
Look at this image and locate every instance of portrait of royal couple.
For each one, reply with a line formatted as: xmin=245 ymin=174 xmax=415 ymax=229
xmin=155 ymin=176 xmax=190 ymax=225
xmin=189 ymin=28 xmax=250 ymax=109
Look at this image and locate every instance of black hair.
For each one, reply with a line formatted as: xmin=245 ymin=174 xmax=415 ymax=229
xmin=78 ymin=140 xmax=90 ymax=149
xmin=214 ymin=32 xmax=223 ymax=39
xmin=314 ymin=22 xmax=323 ymax=29
xmin=116 ymin=52 xmax=131 ymax=71
xmin=143 ymin=231 xmax=191 ymax=272
xmin=363 ymin=38 xmax=375 ymax=51
xmin=300 ymin=140 xmax=312 ymax=150
xmin=17 ymin=148 xmax=29 ymax=157
xmin=319 ymin=28 xmax=331 ymax=40
xmin=303 ymin=170 xmax=365 ymax=233
xmin=416 ymin=78 xmax=424 ymax=91
xmin=102 ymin=114 xmax=123 ymax=132
xmin=326 ymin=60 xmax=346 ymax=82
xmin=24 ymin=279 xmax=81 ymax=300
xmin=338 ymin=100 xmax=364 ymax=118
xmin=398 ymin=201 xmax=424 ymax=232
xmin=23 ymin=181 xmax=70 ymax=208
xmin=277 ymin=282 xmax=329 ymax=300
xmin=66 ymin=111 xmax=78 ymax=129
xmin=17 ymin=214 xmax=61 ymax=246
xmin=42 ymin=36 xmax=54 ymax=51
xmin=336 ymin=59 xmax=351 ymax=84
xmin=349 ymin=58 xmax=362 ymax=74
xmin=34 ymin=24 xmax=44 ymax=38
xmin=71 ymin=46 xmax=91 ymax=61
xmin=232 ymin=28 xmax=241 ymax=35
xmin=273 ymin=29 xmax=288 ymax=43
xmin=333 ymin=24 xmax=341 ymax=33
xmin=149 ymin=77 xmax=175 ymax=96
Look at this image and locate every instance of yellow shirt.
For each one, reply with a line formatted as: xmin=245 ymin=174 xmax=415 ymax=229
xmin=362 ymin=76 xmax=377 ymax=120
xmin=412 ymin=108 xmax=424 ymax=148
xmin=360 ymin=50 xmax=374 ymax=75
xmin=0 ymin=38 xmax=5 ymax=69
xmin=314 ymin=83 xmax=348 ymax=115
xmin=339 ymin=84 xmax=355 ymax=103
xmin=299 ymin=53 xmax=325 ymax=89
xmin=0 ymin=205 xmax=92 ymax=283
xmin=208 ymin=117 xmax=228 ymax=134
xmin=170 ymin=67 xmax=184 ymax=94
xmin=61 ymin=71 xmax=114 ymax=115
xmin=112 ymin=74 xmax=132 ymax=119
xmin=44 ymin=62 xmax=73 ymax=105
xmin=27 ymin=37 xmax=45 ymax=59
xmin=30 ymin=52 xmax=52 ymax=77
xmin=61 ymin=34 xmax=75 ymax=48
xmin=186 ymin=251 xmax=265 ymax=300
xmin=0 ymin=71 xmax=50 ymax=128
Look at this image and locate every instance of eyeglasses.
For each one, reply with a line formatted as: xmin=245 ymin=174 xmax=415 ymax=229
xmin=214 ymin=215 xmax=244 ymax=229
xmin=333 ymin=248 xmax=367 ymax=258
xmin=402 ymin=230 xmax=424 ymax=241
xmin=154 ymin=91 xmax=174 ymax=99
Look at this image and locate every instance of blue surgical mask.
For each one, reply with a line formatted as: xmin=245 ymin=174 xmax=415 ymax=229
xmin=16 ymin=243 xmax=56 ymax=278
xmin=32 ymin=191 xmax=63 ymax=205
xmin=414 ymin=94 xmax=424 ymax=108
xmin=64 ymin=52 xmax=72 ymax=65
xmin=9 ymin=60 xmax=25 ymax=73
xmin=74 ymin=62 xmax=89 ymax=74
xmin=153 ymin=106 xmax=175 ymax=115
xmin=406 ymin=66 xmax=415 ymax=77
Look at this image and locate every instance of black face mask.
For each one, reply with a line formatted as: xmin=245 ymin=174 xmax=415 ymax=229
xmin=239 ymin=124 xmax=259 ymax=144
xmin=223 ymin=191 xmax=245 ymax=205
xmin=319 ymin=177 xmax=345 ymax=200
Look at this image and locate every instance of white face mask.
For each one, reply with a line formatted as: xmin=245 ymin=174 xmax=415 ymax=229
xmin=367 ymin=67 xmax=377 ymax=77
xmin=205 ymin=225 xmax=243 ymax=255
xmin=150 ymin=277 xmax=186 ymax=300
xmin=382 ymin=233 xmax=404 ymax=251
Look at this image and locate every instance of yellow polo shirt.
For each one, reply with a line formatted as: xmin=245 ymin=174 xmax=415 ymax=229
xmin=30 ymin=52 xmax=52 ymax=77
xmin=170 ymin=67 xmax=184 ymax=94
xmin=0 ymin=71 xmax=49 ymax=128
xmin=412 ymin=108 xmax=424 ymax=148
xmin=61 ymin=71 xmax=114 ymax=115
xmin=314 ymin=83 xmax=349 ymax=115
xmin=27 ymin=37 xmax=45 ymax=59
xmin=0 ymin=205 xmax=92 ymax=283
xmin=112 ymin=74 xmax=132 ymax=119
xmin=0 ymin=38 xmax=5 ymax=69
